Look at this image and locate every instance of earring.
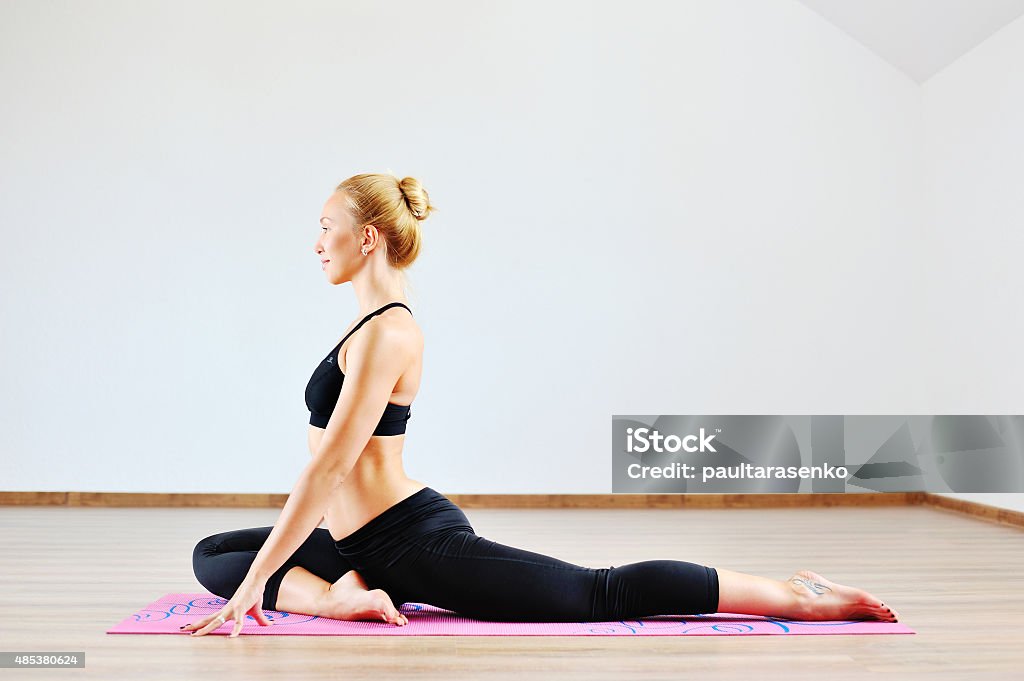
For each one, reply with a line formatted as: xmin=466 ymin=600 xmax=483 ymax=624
xmin=361 ymin=247 xmax=368 ymax=256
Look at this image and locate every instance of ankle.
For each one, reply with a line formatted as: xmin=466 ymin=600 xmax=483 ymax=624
xmin=784 ymin=582 xmax=815 ymax=619
xmin=314 ymin=583 xmax=344 ymax=619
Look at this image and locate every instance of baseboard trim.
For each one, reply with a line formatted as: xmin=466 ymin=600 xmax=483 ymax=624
xmin=444 ymin=491 xmax=923 ymax=509
xmin=919 ymin=493 xmax=1024 ymax=530
xmin=0 ymin=490 xmax=1019 ymax=529
xmin=0 ymin=490 xmax=922 ymax=508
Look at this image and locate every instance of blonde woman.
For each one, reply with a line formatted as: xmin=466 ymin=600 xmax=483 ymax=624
xmin=186 ymin=173 xmax=899 ymax=637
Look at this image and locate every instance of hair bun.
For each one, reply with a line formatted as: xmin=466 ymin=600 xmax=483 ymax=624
xmin=399 ymin=176 xmax=435 ymax=222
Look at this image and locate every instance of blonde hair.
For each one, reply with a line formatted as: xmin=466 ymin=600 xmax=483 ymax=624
xmin=335 ymin=173 xmax=437 ymax=272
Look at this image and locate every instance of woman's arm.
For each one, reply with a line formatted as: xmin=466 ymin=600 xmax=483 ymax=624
xmin=248 ymin=456 xmax=342 ymax=583
xmin=308 ymin=426 xmax=328 ymax=527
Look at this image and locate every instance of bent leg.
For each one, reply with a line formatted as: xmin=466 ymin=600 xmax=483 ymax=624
xmin=390 ymin=530 xmax=718 ymax=622
xmin=191 ymin=526 xmax=353 ymax=612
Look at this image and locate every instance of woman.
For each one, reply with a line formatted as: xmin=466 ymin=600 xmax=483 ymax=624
xmin=187 ymin=173 xmax=899 ymax=637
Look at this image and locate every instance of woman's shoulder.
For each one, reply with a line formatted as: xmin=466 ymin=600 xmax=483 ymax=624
xmin=372 ymin=305 xmax=423 ymax=350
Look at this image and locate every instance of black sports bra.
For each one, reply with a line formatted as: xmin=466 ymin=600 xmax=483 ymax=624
xmin=304 ymin=302 xmax=413 ymax=435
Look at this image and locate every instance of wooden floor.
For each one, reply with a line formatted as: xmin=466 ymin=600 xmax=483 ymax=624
xmin=2 ymin=502 xmax=1021 ymax=680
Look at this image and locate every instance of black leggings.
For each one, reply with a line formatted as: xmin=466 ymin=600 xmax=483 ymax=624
xmin=192 ymin=487 xmax=719 ymax=622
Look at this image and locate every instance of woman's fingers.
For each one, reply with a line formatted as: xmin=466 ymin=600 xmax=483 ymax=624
xmin=249 ymin=604 xmax=274 ymax=626
xmin=180 ymin=613 xmax=211 ymax=632
xmin=190 ymin=615 xmax=225 ymax=636
xmin=185 ymin=610 xmax=231 ymax=637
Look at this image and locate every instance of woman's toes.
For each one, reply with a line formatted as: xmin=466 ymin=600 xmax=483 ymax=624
xmin=373 ymin=594 xmax=408 ymax=626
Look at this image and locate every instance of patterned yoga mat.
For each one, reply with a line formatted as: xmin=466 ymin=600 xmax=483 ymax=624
xmin=107 ymin=593 xmax=915 ymax=636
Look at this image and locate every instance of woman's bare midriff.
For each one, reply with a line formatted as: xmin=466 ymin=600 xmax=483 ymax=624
xmin=308 ymin=425 xmax=426 ymax=542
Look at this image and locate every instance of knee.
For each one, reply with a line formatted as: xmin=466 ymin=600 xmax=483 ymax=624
xmin=191 ymin=534 xmax=226 ymax=594
xmin=192 ymin=533 xmax=220 ymax=562
xmin=602 ymin=560 xmax=718 ymax=619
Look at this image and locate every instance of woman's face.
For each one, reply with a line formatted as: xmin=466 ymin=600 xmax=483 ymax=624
xmin=314 ymin=192 xmax=358 ymax=285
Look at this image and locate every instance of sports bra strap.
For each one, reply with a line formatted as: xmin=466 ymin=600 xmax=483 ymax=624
xmin=337 ymin=302 xmax=412 ymax=348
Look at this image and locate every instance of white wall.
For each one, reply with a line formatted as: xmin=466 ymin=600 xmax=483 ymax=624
xmin=0 ymin=1 xmax=1015 ymax=497
xmin=922 ymin=12 xmax=1024 ymax=515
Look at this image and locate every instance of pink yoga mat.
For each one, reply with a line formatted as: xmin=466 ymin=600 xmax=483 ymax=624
xmin=108 ymin=594 xmax=914 ymax=636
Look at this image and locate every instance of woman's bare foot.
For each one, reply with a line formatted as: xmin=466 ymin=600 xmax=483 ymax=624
xmin=787 ymin=570 xmax=898 ymax=622
xmin=317 ymin=570 xmax=408 ymax=626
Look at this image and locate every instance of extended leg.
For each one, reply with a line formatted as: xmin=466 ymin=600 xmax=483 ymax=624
xmin=375 ymin=530 xmax=897 ymax=623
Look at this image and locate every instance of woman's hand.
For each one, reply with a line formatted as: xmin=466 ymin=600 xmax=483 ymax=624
xmin=182 ymin=578 xmax=275 ymax=638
